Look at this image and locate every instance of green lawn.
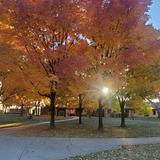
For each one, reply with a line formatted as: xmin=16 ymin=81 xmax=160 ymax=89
xmin=0 ymin=114 xmax=30 ymax=124
xmin=0 ymin=114 xmax=35 ymax=128
xmin=10 ymin=117 xmax=160 ymax=138
xmin=65 ymin=144 xmax=160 ymax=160
xmin=0 ymin=113 xmax=67 ymax=127
xmin=0 ymin=114 xmax=74 ymax=128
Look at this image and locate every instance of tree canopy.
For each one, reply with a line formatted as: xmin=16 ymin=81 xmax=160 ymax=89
xmin=0 ymin=0 xmax=160 ymax=127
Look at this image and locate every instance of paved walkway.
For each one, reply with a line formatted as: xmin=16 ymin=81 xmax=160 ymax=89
xmin=0 ymin=136 xmax=160 ymax=160
xmin=0 ymin=117 xmax=79 ymax=135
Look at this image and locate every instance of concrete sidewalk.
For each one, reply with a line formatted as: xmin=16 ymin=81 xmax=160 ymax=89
xmin=0 ymin=136 xmax=160 ymax=160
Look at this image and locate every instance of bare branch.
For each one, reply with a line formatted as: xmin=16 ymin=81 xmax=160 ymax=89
xmin=38 ymin=91 xmax=50 ymax=98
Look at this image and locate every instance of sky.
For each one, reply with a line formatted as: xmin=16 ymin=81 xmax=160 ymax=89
xmin=148 ymin=0 xmax=160 ymax=29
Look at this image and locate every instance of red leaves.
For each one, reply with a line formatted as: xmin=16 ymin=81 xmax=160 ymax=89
xmin=57 ymin=55 xmax=90 ymax=78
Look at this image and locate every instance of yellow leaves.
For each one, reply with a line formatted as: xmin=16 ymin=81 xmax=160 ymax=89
xmin=129 ymin=96 xmax=152 ymax=116
xmin=0 ymin=22 xmax=13 ymax=30
xmin=152 ymin=80 xmax=160 ymax=92
xmin=44 ymin=98 xmax=50 ymax=106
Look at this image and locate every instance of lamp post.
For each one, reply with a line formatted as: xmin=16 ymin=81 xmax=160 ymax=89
xmin=98 ymin=87 xmax=109 ymax=130
xmin=77 ymin=87 xmax=109 ymax=128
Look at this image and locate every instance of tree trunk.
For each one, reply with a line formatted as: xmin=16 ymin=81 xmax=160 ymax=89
xmin=36 ymin=101 xmax=40 ymax=116
xmin=35 ymin=104 xmax=38 ymax=116
xmin=157 ymin=109 xmax=160 ymax=119
xmin=4 ymin=106 xmax=7 ymax=114
xmin=120 ymin=102 xmax=126 ymax=128
xmin=78 ymin=94 xmax=83 ymax=124
xmin=20 ymin=104 xmax=24 ymax=117
xmin=50 ymin=91 xmax=56 ymax=128
xmin=98 ymin=96 xmax=103 ymax=130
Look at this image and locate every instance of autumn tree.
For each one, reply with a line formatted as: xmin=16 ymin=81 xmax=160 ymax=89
xmin=0 ymin=43 xmax=43 ymax=116
xmin=57 ymin=0 xmax=159 ymax=128
xmin=128 ymin=58 xmax=160 ymax=118
xmin=57 ymin=41 xmax=90 ymax=124
xmin=80 ymin=0 xmax=160 ymax=127
xmin=0 ymin=44 xmax=23 ymax=109
xmin=0 ymin=0 xmax=90 ymax=128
